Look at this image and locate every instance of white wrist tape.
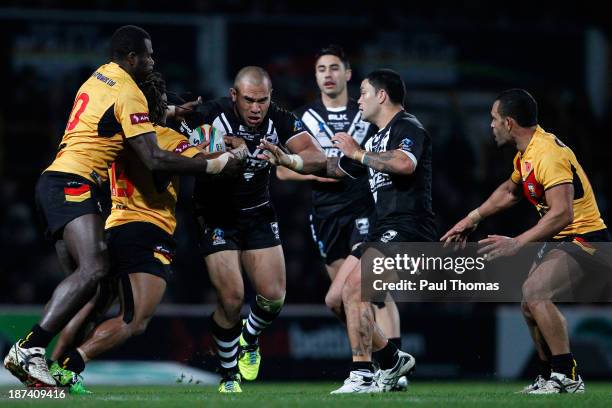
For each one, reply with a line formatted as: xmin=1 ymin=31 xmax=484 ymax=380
xmin=287 ymin=154 xmax=304 ymax=171
xmin=205 ymin=152 xmax=231 ymax=174
xmin=468 ymin=208 xmax=483 ymax=224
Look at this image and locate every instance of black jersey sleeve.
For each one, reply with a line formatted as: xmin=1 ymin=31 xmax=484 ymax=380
xmin=388 ymin=118 xmax=427 ymax=167
xmin=338 ymin=155 xmax=367 ymax=179
xmin=271 ymin=103 xmax=307 ymax=146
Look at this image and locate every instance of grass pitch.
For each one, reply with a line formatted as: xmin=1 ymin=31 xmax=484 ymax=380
xmin=2 ymin=381 xmax=612 ymax=407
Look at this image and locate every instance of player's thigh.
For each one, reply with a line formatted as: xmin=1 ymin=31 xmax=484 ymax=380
xmin=522 ymin=249 xmax=583 ymax=301
xmin=328 ymin=255 xmax=360 ymax=302
xmin=63 ymin=213 xmax=108 ymax=270
xmin=205 ymin=250 xmax=244 ymax=295
xmin=128 ymin=272 xmax=167 ymax=321
xmin=242 ymin=246 xmax=286 ymax=298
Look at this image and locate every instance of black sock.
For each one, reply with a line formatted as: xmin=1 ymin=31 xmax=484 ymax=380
xmin=210 ymin=315 xmax=241 ymax=376
xmin=242 ymin=301 xmax=281 ymax=345
xmin=388 ymin=337 xmax=402 ymax=350
xmin=538 ymin=359 xmax=551 ymax=379
xmin=551 ymin=353 xmax=577 ymax=379
xmin=373 ymin=340 xmax=398 ymax=370
xmin=350 ymin=361 xmax=374 ymax=374
xmin=58 ymin=349 xmax=85 ymax=374
xmin=19 ymin=324 xmax=54 ymax=349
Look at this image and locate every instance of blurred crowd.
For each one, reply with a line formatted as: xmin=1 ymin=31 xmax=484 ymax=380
xmin=0 ymin=6 xmax=610 ymax=306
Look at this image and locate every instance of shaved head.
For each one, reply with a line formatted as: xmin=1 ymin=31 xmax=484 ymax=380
xmin=233 ymin=66 xmax=272 ymax=91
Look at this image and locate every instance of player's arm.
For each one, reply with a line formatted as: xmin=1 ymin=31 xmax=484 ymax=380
xmin=330 ymin=132 xmax=414 ymax=175
xmin=441 ymin=178 xmax=522 ymax=245
xmin=276 ymin=166 xmax=339 ymax=183
xmin=127 ymin=132 xmax=240 ymax=175
xmin=258 ymin=131 xmax=326 ymax=174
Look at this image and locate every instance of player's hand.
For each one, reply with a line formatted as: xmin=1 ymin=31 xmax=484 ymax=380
xmin=257 ymin=139 xmax=291 ymax=166
xmin=194 ymin=140 xmax=210 ymax=151
xmin=477 ymin=235 xmax=521 ymax=261
xmin=331 ymin=132 xmax=361 ymax=158
xmin=171 ymin=96 xmax=203 ymax=122
xmin=223 ymin=135 xmax=245 ymax=149
xmin=440 ymin=216 xmax=478 ymax=249
xmin=219 ymin=154 xmax=244 ymax=176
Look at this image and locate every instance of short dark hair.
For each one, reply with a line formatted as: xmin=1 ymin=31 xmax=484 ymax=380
xmin=110 ymin=25 xmax=151 ymax=60
xmin=365 ymin=69 xmax=405 ymax=105
xmin=316 ymin=44 xmax=350 ymax=69
xmin=138 ymin=71 xmax=166 ymax=125
xmin=495 ymin=89 xmax=538 ymax=127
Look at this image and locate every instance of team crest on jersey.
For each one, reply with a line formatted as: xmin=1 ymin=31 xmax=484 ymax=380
xmin=522 ymin=161 xmax=532 ymax=175
xmin=380 ymin=230 xmax=398 ymax=243
xmin=270 ymin=222 xmax=280 ymax=240
xmin=399 ymin=138 xmax=414 ymax=151
xmin=212 ymin=228 xmax=226 ymax=245
xmin=527 ymin=183 xmax=537 ymax=198
xmin=293 ymin=119 xmax=304 ymax=132
xmin=355 ymin=218 xmax=370 ymax=235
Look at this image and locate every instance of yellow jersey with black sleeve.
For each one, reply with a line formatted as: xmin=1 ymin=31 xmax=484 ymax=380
xmin=105 ymin=126 xmax=200 ymax=235
xmin=45 ymin=62 xmax=155 ymax=185
xmin=510 ymin=125 xmax=606 ymax=238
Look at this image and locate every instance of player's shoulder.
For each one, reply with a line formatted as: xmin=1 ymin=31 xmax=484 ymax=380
xmin=532 ymin=127 xmax=574 ymax=160
xmin=155 ymin=126 xmax=191 ymax=151
xmin=295 ymin=98 xmax=325 ymax=118
xmin=391 ymin=111 xmax=427 ymax=136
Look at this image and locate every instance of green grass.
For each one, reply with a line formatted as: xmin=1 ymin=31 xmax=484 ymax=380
xmin=2 ymin=382 xmax=612 ymax=407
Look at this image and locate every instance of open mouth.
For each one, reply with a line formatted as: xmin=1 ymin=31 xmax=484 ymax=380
xmin=324 ymin=81 xmax=335 ymax=87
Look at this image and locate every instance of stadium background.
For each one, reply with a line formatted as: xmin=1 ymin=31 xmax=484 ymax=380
xmin=0 ymin=2 xmax=611 ymax=383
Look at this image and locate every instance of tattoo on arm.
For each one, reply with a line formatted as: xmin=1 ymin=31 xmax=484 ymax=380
xmin=362 ymin=150 xmax=407 ymax=174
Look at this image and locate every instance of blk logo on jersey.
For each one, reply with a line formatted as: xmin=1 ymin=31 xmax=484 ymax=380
xmin=328 ymin=113 xmax=348 ymax=121
xmin=130 ymin=113 xmax=150 ymax=124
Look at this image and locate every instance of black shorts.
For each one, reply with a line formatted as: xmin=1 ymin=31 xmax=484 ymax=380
xmin=106 ymin=222 xmax=175 ymax=282
xmin=350 ymin=220 xmax=436 ymax=259
xmin=197 ymin=202 xmax=281 ymax=256
xmin=535 ymin=228 xmax=611 ymax=271
xmin=310 ymin=207 xmax=374 ymax=264
xmin=35 ymin=171 xmax=103 ymax=240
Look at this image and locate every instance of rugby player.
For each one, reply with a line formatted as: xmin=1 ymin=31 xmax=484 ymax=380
xmin=441 ymin=89 xmax=610 ymax=394
xmin=262 ymin=69 xmax=434 ymax=393
xmin=179 ymin=66 xmax=325 ymax=392
xmin=48 ymin=72 xmax=244 ymax=393
xmin=3 ymin=25 xmax=239 ymax=387
xmin=276 ymin=45 xmax=406 ymax=389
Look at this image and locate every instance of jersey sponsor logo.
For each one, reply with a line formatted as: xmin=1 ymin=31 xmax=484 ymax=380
xmin=211 ymin=228 xmax=226 ymax=245
xmin=270 ymin=222 xmax=280 ymax=240
xmin=355 ymin=218 xmax=370 ymax=235
xmin=522 ymin=161 xmax=532 ymax=176
xmin=328 ymin=113 xmax=348 ymax=121
xmin=129 ymin=113 xmax=150 ymax=125
xmin=174 ymin=141 xmax=191 ymax=153
xmin=380 ymin=230 xmax=398 ymax=243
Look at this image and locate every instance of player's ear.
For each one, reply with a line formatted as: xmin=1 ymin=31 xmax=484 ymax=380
xmin=345 ymin=68 xmax=352 ymax=82
xmin=377 ymin=88 xmax=387 ymax=105
xmin=229 ymin=87 xmax=237 ymax=102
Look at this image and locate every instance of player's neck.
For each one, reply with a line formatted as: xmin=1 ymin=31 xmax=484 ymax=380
xmin=374 ymin=106 xmax=404 ymax=129
xmin=515 ymin=126 xmax=538 ymax=153
xmin=114 ymin=60 xmax=136 ymax=80
xmin=321 ymin=92 xmax=348 ymax=109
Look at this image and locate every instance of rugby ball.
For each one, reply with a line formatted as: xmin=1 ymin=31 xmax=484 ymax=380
xmin=188 ymin=124 xmax=226 ymax=152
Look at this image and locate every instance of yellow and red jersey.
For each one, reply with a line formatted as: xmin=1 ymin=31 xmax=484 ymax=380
xmin=511 ymin=125 xmax=606 ymax=238
xmin=105 ymin=126 xmax=200 ymax=235
xmin=46 ymin=62 xmax=155 ymax=185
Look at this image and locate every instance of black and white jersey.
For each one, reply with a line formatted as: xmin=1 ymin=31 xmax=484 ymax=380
xmin=339 ymin=110 xmax=434 ymax=226
xmin=295 ymin=98 xmax=375 ymax=214
xmin=180 ymin=97 xmax=306 ymax=211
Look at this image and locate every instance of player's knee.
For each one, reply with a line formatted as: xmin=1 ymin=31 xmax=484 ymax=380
xmin=520 ymin=300 xmax=532 ymax=317
xmin=219 ymin=289 xmax=244 ymax=314
xmin=129 ymin=316 xmax=152 ymax=337
xmin=256 ymin=293 xmax=285 ymax=314
xmin=522 ymin=278 xmax=550 ymax=303
xmin=257 ymin=285 xmax=286 ymax=304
